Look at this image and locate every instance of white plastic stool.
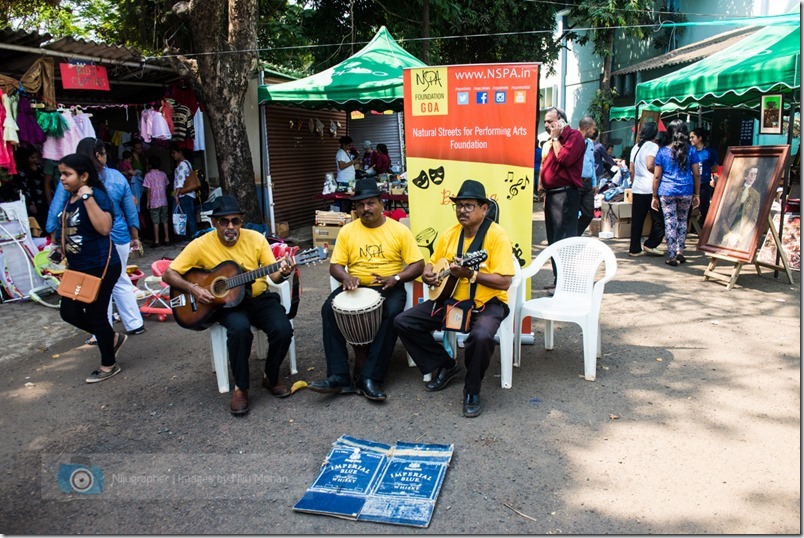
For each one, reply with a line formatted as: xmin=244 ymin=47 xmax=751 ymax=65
xmin=209 ymin=279 xmax=297 ymax=393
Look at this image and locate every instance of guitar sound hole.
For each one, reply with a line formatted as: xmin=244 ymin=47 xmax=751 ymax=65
xmin=212 ymin=280 xmax=227 ymax=296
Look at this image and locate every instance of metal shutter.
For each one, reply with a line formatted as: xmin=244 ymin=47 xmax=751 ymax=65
xmin=264 ymin=106 xmax=348 ymax=230
xmin=347 ymin=112 xmax=403 ymax=170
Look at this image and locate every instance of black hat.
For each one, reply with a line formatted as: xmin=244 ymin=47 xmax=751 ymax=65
xmin=449 ymin=179 xmax=490 ymax=205
xmin=351 ymin=179 xmax=383 ymax=201
xmin=210 ymin=195 xmax=243 ymax=217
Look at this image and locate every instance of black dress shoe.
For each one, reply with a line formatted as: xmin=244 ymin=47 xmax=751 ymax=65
xmin=425 ymin=362 xmax=464 ymax=392
xmin=463 ymin=393 xmax=482 ymax=417
xmin=356 ymin=377 xmax=387 ymax=401
xmin=308 ymin=375 xmax=354 ymax=394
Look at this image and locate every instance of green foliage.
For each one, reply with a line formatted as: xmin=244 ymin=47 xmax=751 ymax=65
xmin=568 ymin=0 xmax=655 ymax=58
xmin=652 ymin=1 xmax=687 ymax=53
xmin=588 ymin=87 xmax=619 ymax=126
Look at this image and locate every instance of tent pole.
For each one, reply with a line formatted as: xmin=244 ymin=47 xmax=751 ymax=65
xmin=259 ymin=71 xmax=276 ymax=233
xmin=773 ymin=54 xmax=799 ymax=279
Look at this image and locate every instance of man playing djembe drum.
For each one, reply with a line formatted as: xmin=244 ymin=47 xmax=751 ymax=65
xmin=394 ymin=180 xmax=515 ymax=417
xmin=309 ymin=179 xmax=424 ymax=401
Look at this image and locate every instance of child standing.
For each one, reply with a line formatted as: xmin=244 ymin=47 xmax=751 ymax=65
xmin=142 ymin=155 xmax=170 ymax=247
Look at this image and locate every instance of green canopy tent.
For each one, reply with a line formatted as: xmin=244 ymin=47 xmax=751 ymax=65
xmin=257 ymin=26 xmax=426 ymax=112
xmin=634 ymin=23 xmax=800 ymax=110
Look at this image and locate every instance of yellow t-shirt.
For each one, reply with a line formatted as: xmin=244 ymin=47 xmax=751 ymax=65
xmin=331 ymin=218 xmax=424 ymax=286
xmin=169 ymin=229 xmax=278 ymax=297
xmin=431 ymin=221 xmax=514 ymax=306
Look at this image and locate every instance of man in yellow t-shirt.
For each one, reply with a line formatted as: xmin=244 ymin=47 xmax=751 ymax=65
xmin=394 ymin=180 xmax=515 ymax=418
xmin=162 ymin=196 xmax=295 ymax=416
xmin=309 ymin=179 xmax=424 ymax=401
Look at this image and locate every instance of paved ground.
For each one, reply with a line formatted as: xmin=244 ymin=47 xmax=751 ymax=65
xmin=0 ymin=204 xmax=800 ymax=534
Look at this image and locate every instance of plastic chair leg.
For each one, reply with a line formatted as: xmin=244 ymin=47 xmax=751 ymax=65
xmin=596 ymin=320 xmax=602 ymax=358
xmin=582 ymin=323 xmax=598 ymax=381
xmin=209 ymin=324 xmax=230 ymax=393
xmin=498 ymin=318 xmax=513 ymax=389
xmin=544 ymin=319 xmax=555 ymax=350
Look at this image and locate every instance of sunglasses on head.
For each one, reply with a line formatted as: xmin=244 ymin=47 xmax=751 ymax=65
xmin=217 ymin=217 xmax=242 ymax=227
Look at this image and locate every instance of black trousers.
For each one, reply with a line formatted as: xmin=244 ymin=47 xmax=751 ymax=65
xmin=629 ymin=193 xmax=665 ymax=254
xmin=577 ymin=177 xmax=595 ymax=236
xmin=394 ymin=299 xmax=508 ymax=395
xmin=321 ymin=284 xmax=406 ymax=383
xmin=698 ymin=182 xmax=715 ymax=226
xmin=544 ymin=186 xmax=580 ymax=279
xmin=217 ymin=291 xmax=293 ymax=391
xmin=60 ymin=264 xmax=120 ymax=367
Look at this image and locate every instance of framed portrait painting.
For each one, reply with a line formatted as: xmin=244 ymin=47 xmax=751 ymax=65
xmin=760 ymin=94 xmax=784 ymax=134
xmin=698 ymin=145 xmax=790 ymax=263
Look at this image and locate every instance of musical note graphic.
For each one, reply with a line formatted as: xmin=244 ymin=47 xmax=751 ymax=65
xmin=416 ymin=227 xmax=438 ymax=256
xmin=512 ymin=243 xmax=525 ymax=266
xmin=506 ymin=174 xmax=531 ymax=200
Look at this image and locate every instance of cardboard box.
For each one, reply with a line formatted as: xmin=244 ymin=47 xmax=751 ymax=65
xmin=588 ymin=218 xmax=601 ymax=237
xmin=601 ymin=201 xmax=632 ymax=220
xmin=601 ymin=215 xmax=631 ymax=238
xmin=312 ymin=225 xmax=341 ymax=248
xmin=624 ymin=189 xmax=633 ymax=203
xmin=276 ymin=221 xmax=290 ymax=239
xmin=315 ymin=210 xmax=352 ymax=226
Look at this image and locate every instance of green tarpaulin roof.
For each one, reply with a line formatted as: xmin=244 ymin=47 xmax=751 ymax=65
xmin=609 ymin=102 xmax=693 ymax=122
xmin=635 ymin=22 xmax=800 ymax=110
xmin=257 ymin=27 xmax=426 ymax=112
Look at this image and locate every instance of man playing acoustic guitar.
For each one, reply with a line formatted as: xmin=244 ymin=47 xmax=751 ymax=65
xmin=394 ymin=180 xmax=515 ymax=418
xmin=162 ymin=195 xmax=296 ymax=416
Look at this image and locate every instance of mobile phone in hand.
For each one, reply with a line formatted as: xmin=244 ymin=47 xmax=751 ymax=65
xmin=49 ymin=249 xmax=64 ymax=264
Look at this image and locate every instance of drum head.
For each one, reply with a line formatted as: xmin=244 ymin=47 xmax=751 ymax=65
xmin=332 ymin=287 xmax=382 ymax=312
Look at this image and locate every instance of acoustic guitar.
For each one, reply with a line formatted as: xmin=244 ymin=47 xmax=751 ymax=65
xmin=169 ymin=247 xmax=327 ymax=330
xmin=427 ymin=250 xmax=488 ymax=304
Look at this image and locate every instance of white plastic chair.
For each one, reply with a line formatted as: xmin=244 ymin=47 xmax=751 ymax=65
xmin=436 ymin=254 xmax=522 ymax=388
xmin=514 ymin=237 xmax=617 ymax=381
xmin=209 ymin=278 xmax=297 ymax=393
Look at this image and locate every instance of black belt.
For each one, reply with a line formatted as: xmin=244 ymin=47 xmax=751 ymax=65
xmin=546 ymin=186 xmax=572 ymax=193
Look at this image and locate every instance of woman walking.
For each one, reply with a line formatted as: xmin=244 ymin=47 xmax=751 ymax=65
xmin=628 ymin=122 xmax=665 ymax=257
xmin=690 ymin=128 xmax=719 ymax=228
xmin=652 ymin=119 xmax=701 ymax=266
xmin=52 ymin=154 xmax=125 ymax=382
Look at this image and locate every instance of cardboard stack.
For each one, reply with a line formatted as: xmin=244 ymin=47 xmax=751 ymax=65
xmin=312 ymin=210 xmax=353 ymax=248
xmin=600 ymin=201 xmax=652 ymax=238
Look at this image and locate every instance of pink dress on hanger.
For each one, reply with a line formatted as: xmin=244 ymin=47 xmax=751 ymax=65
xmin=0 ymin=89 xmax=15 ymax=173
xmin=160 ymin=99 xmax=175 ymax=134
xmin=42 ymin=110 xmax=83 ymax=161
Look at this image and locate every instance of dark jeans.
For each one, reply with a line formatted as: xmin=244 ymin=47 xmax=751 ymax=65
xmin=60 ymin=264 xmax=120 ymax=367
xmin=544 ymin=186 xmax=580 ymax=279
xmin=394 ymin=299 xmax=508 ymax=395
xmin=630 ymin=193 xmax=665 ymax=254
xmin=216 ymin=291 xmax=293 ymax=390
xmin=321 ymin=284 xmax=406 ymax=383
xmin=577 ymin=177 xmax=595 ymax=236
xmin=179 ymin=195 xmax=197 ymax=240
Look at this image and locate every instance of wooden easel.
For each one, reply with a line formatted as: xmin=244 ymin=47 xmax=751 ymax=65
xmin=703 ymin=214 xmax=794 ymax=290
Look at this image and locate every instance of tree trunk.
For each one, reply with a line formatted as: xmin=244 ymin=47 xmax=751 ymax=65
xmin=599 ymin=29 xmax=614 ymax=145
xmin=421 ymin=0 xmax=430 ymax=64
xmin=167 ymin=0 xmax=262 ymax=223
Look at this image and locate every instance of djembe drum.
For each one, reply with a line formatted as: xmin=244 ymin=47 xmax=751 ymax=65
xmin=331 ymin=288 xmax=385 ymax=381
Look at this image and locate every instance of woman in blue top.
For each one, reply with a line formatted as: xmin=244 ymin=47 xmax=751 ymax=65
xmin=53 ymin=154 xmax=125 ymax=383
xmin=690 ymin=128 xmax=719 ymax=228
xmin=651 ymin=119 xmax=701 ymax=266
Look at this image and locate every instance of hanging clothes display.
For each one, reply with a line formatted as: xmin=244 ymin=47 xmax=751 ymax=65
xmin=160 ymin=99 xmax=175 ymax=134
xmin=71 ymin=111 xmax=96 ymax=140
xmin=193 ymin=108 xmax=205 ymax=152
xmin=15 ymin=97 xmax=46 ymax=146
xmin=2 ymin=91 xmax=19 ymax=145
xmin=139 ymin=107 xmax=171 ymax=143
xmin=41 ymin=109 xmax=83 ymax=162
xmin=0 ymin=89 xmax=16 ymax=173
xmin=171 ymin=103 xmax=194 ymax=144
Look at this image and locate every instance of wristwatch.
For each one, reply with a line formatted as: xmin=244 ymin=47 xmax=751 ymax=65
xmin=81 ymin=192 xmax=93 ymax=201
xmin=393 ymin=274 xmax=401 ymax=283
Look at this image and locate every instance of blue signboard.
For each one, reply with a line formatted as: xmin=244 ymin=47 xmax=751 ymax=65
xmin=293 ymin=436 xmax=454 ymax=527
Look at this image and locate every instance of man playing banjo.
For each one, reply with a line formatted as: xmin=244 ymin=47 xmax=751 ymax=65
xmin=394 ymin=180 xmax=515 ymax=418
xmin=309 ymin=179 xmax=424 ymax=401
xmin=162 ymin=195 xmax=296 ymax=416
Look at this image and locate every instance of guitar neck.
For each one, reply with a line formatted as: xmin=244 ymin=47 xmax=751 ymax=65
xmin=226 ymin=261 xmax=283 ymax=290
